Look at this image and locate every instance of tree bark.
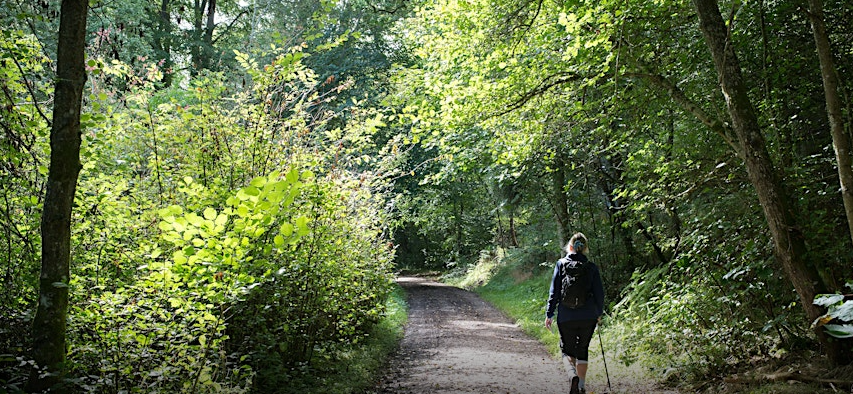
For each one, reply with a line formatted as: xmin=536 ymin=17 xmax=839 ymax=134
xmin=806 ymin=0 xmax=853 ymax=250
xmin=552 ymin=155 xmax=571 ymax=248
xmin=805 ymin=0 xmax=853 ymax=365
xmin=26 ymin=0 xmax=87 ymax=392
xmin=191 ymin=0 xmax=216 ymax=73
xmin=153 ymin=0 xmax=173 ymax=86
xmin=191 ymin=0 xmax=205 ymax=74
xmin=692 ymin=0 xmax=842 ymax=363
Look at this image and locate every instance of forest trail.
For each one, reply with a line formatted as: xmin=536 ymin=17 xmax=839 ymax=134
xmin=373 ymin=276 xmax=680 ymax=394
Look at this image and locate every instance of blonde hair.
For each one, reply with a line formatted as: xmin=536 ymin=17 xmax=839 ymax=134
xmin=565 ymin=232 xmax=589 ymax=255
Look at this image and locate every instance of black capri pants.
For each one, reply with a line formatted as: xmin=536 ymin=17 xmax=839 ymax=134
xmin=557 ymin=319 xmax=597 ymax=361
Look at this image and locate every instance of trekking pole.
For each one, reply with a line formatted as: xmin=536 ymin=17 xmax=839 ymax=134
xmin=597 ymin=328 xmax=612 ymax=393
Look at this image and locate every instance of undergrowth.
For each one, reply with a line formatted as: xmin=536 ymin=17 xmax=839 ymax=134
xmin=269 ymin=284 xmax=408 ymax=394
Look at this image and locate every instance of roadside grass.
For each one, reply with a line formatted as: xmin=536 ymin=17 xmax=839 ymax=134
xmin=285 ymin=284 xmax=408 ymax=394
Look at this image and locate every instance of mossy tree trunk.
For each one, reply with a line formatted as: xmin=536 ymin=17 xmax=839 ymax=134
xmin=26 ymin=0 xmax=87 ymax=391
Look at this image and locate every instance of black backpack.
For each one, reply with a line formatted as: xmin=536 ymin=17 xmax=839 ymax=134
xmin=559 ymin=256 xmax=591 ymax=309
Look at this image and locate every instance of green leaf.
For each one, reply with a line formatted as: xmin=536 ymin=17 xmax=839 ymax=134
xmin=250 ymin=176 xmax=267 ymax=187
xmin=824 ymin=324 xmax=853 ymax=339
xmin=286 ymin=168 xmax=299 ymax=183
xmin=237 ymin=187 xmax=257 ymax=200
xmin=215 ymin=213 xmax=228 ymax=227
xmin=186 ymin=213 xmax=203 ymax=227
xmin=814 ymin=294 xmax=844 ymax=307
xmin=244 ymin=186 xmax=260 ymax=196
xmin=280 ymin=222 xmax=294 ymax=237
xmin=274 ymin=235 xmax=285 ymax=247
xmin=830 ymin=301 xmax=853 ymax=322
xmin=295 ymin=216 xmax=310 ymax=236
xmin=203 ymin=207 xmax=217 ymax=221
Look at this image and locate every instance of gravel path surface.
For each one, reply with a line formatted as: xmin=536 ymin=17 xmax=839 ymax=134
xmin=374 ymin=276 xmax=569 ymax=393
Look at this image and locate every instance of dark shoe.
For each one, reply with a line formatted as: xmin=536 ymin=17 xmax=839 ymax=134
xmin=570 ymin=376 xmax=579 ymax=394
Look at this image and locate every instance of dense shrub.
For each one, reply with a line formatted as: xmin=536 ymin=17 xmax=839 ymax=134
xmin=1 ymin=41 xmax=396 ymax=392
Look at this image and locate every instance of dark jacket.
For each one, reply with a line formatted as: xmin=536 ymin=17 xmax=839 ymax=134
xmin=545 ymin=253 xmax=604 ymax=322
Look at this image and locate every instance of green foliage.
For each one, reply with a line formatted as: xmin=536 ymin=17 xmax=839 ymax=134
xmin=607 ymin=221 xmax=805 ymax=382
xmin=388 ymin=0 xmax=853 ymax=377
xmin=814 ymin=282 xmax=853 ymax=339
xmin=1 ymin=30 xmax=397 ymax=391
xmin=6 ymin=0 xmax=853 ymax=389
xmin=257 ymin=284 xmax=408 ymax=394
xmin=0 ymin=29 xmax=51 ymax=387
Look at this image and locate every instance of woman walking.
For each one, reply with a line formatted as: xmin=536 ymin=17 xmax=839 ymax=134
xmin=545 ymin=232 xmax=604 ymax=394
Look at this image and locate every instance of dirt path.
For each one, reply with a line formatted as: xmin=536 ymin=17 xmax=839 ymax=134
xmin=374 ymin=276 xmax=680 ymax=394
xmin=374 ymin=276 xmax=565 ymax=393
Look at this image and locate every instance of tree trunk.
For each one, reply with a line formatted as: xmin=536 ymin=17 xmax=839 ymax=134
xmin=805 ymin=0 xmax=853 ymax=365
xmin=204 ymin=0 xmax=216 ymax=45
xmin=552 ymin=156 xmax=571 ymax=248
xmin=190 ymin=0 xmax=216 ymax=73
xmin=509 ymin=211 xmax=518 ymax=247
xmin=692 ymin=0 xmax=843 ymax=364
xmin=191 ymin=0 xmax=205 ymax=74
xmin=153 ymin=0 xmax=173 ymax=86
xmin=806 ymin=0 xmax=853 ymax=250
xmin=26 ymin=0 xmax=87 ymax=391
xmin=454 ymin=196 xmax=463 ymax=260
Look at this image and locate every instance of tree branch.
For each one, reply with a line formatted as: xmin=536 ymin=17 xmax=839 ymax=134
xmin=367 ymin=0 xmax=406 ymax=14
xmin=624 ymin=71 xmax=742 ymax=157
xmin=495 ymin=71 xmax=582 ymax=117
xmin=5 ymin=48 xmax=52 ymax=127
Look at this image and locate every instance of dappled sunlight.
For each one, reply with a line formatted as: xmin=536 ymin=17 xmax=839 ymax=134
xmin=447 ymin=319 xmax=518 ymax=331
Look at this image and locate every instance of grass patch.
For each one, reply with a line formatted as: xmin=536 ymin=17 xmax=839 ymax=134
xmin=283 ymin=285 xmax=408 ymax=394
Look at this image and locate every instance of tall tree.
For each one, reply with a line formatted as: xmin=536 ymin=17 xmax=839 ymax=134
xmin=806 ymin=0 xmax=853 ymax=247
xmin=26 ymin=0 xmax=88 ymax=391
xmin=185 ymin=0 xmax=249 ymax=75
xmin=691 ymin=0 xmax=847 ymax=365
xmin=153 ymin=0 xmax=174 ymax=86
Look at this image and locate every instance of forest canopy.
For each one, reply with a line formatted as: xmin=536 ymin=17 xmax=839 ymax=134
xmin=1 ymin=0 xmax=852 ymax=392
